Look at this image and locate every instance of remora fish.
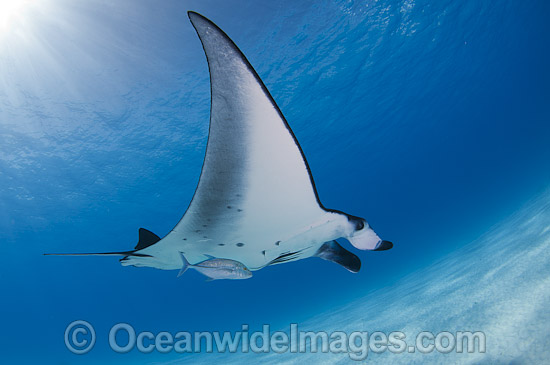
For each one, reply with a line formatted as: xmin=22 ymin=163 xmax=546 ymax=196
xmin=178 ymin=253 xmax=252 ymax=281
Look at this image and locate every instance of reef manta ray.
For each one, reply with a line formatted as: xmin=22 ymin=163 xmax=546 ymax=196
xmin=48 ymin=12 xmax=393 ymax=274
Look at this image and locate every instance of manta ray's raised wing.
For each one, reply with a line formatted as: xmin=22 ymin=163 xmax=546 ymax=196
xmin=124 ymin=12 xmax=330 ymax=269
xmin=179 ymin=11 xmax=324 ymax=232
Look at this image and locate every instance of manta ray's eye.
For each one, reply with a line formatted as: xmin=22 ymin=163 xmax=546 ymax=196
xmin=346 ymin=215 xmax=366 ymax=231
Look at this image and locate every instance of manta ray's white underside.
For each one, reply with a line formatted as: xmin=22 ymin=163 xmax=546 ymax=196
xmin=103 ymin=12 xmax=391 ymax=272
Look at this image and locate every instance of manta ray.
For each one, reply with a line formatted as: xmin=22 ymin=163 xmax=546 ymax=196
xmin=47 ymin=12 xmax=392 ymax=274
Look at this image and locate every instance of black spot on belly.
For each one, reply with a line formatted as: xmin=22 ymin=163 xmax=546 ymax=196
xmin=183 ymin=238 xmax=187 ymax=241
xmin=237 ymin=209 xmax=243 ymax=212
xmin=203 ymin=224 xmax=207 ymax=228
xmin=218 ymin=243 xmax=225 ymax=246
xmin=227 ymin=205 xmax=232 ymax=209
xmin=236 ymin=242 xmax=244 ymax=247
xmin=275 ymin=241 xmax=281 ymax=246
xmin=195 ymin=229 xmax=201 ymax=233
xmin=262 ymin=250 xmax=266 ymax=256
xmin=203 ymin=236 xmax=207 ymax=239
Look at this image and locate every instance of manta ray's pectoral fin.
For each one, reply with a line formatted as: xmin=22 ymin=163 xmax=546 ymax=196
xmin=314 ymin=241 xmax=361 ymax=273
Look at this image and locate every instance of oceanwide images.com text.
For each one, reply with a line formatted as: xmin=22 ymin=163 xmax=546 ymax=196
xmin=65 ymin=321 xmax=486 ymax=360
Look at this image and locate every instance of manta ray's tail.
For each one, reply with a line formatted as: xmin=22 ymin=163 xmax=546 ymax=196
xmin=44 ymin=228 xmax=160 ymax=258
xmin=44 ymin=251 xmax=152 ymax=257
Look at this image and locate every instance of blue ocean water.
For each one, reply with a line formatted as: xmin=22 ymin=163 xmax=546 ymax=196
xmin=0 ymin=0 xmax=548 ymax=363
